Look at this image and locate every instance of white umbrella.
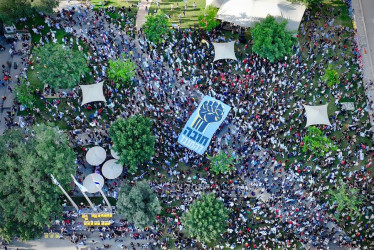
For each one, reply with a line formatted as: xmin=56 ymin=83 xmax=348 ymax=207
xmin=110 ymin=148 xmax=120 ymax=160
xmin=83 ymin=173 xmax=105 ymax=194
xmin=102 ymin=159 xmax=123 ymax=179
xmin=86 ymin=146 xmax=106 ymax=166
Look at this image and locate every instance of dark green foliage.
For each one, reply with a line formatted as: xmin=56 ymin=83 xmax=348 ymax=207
xmin=143 ymin=11 xmax=170 ymax=44
xmin=109 ymin=115 xmax=156 ymax=173
xmin=117 ymin=180 xmax=161 ymax=228
xmin=14 ymin=78 xmax=37 ymax=108
xmin=182 ymin=194 xmax=229 ymax=243
xmin=35 ymin=43 xmax=89 ymax=90
xmin=0 ymin=0 xmax=58 ymax=23
xmin=251 ymin=15 xmax=296 ymax=63
xmin=0 ymin=124 xmax=76 ymax=242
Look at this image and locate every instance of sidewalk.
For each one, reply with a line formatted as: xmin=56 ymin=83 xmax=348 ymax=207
xmin=135 ymin=0 xmax=153 ymax=31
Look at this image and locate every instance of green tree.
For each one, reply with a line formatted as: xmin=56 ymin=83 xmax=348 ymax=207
xmin=14 ymin=78 xmax=37 ymax=108
xmin=302 ymin=126 xmax=337 ymax=156
xmin=108 ymin=55 xmax=136 ymax=87
xmin=35 ymin=43 xmax=89 ymax=90
xmin=208 ymin=150 xmax=235 ymax=175
xmin=328 ymin=180 xmax=362 ymax=220
xmin=182 ymin=194 xmax=228 ymax=243
xmin=251 ymin=15 xmax=296 ymax=63
xmin=0 ymin=124 xmax=76 ymax=242
xmin=143 ymin=11 xmax=170 ymax=45
xmin=117 ymin=180 xmax=161 ymax=228
xmin=198 ymin=6 xmax=220 ymax=31
xmin=109 ymin=115 xmax=155 ymax=173
xmin=0 ymin=0 xmax=58 ymax=23
xmin=322 ymin=65 xmax=340 ymax=88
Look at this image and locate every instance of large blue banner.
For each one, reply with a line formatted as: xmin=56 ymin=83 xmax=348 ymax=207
xmin=178 ymin=96 xmax=231 ymax=155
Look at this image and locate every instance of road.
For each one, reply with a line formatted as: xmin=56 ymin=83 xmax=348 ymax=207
xmin=352 ymin=0 xmax=374 ymax=129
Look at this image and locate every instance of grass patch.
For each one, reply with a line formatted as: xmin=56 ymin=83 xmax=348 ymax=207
xmin=148 ymin=0 xmax=205 ymax=28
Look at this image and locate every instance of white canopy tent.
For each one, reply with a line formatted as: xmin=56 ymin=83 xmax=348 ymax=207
xmin=206 ymin=0 xmax=227 ymax=8
xmin=80 ymin=82 xmax=106 ymax=106
xmin=102 ymin=159 xmax=123 ymax=179
xmin=110 ymin=148 xmax=120 ymax=160
xmin=83 ymin=173 xmax=104 ymax=194
xmin=217 ymin=0 xmax=306 ymax=32
xmin=213 ymin=41 xmax=237 ymax=62
xmin=303 ymin=104 xmax=332 ymax=127
xmin=86 ymin=146 xmax=107 ymax=166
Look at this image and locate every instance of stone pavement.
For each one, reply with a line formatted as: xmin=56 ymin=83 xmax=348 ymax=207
xmin=135 ymin=0 xmax=153 ymax=31
xmin=352 ymin=0 xmax=374 ymax=130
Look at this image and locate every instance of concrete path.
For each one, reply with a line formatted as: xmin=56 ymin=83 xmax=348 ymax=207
xmin=135 ymin=0 xmax=153 ymax=31
xmin=352 ymin=0 xmax=374 ymax=130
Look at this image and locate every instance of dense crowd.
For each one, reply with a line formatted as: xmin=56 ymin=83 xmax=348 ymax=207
xmin=5 ymin=0 xmax=374 ymax=249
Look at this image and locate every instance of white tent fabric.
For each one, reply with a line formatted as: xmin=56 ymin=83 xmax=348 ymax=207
xmin=213 ymin=41 xmax=237 ymax=62
xmin=110 ymin=148 xmax=120 ymax=160
xmin=83 ymin=173 xmax=104 ymax=194
xmin=303 ymin=104 xmax=332 ymax=127
xmin=86 ymin=146 xmax=107 ymax=166
xmin=206 ymin=0 xmax=227 ymax=8
xmin=217 ymin=0 xmax=306 ymax=32
xmin=102 ymin=159 xmax=123 ymax=179
xmin=80 ymin=82 xmax=106 ymax=106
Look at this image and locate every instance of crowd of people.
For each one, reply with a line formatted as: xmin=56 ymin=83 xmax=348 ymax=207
xmin=5 ymin=0 xmax=373 ymax=249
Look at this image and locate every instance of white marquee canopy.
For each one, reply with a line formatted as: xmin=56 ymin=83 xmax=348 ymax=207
xmin=83 ymin=173 xmax=104 ymax=194
xmin=216 ymin=0 xmax=306 ymax=32
xmin=86 ymin=146 xmax=107 ymax=166
xmin=213 ymin=41 xmax=237 ymax=62
xmin=80 ymin=82 xmax=106 ymax=106
xmin=110 ymin=148 xmax=120 ymax=160
xmin=102 ymin=159 xmax=123 ymax=179
xmin=303 ymin=104 xmax=332 ymax=127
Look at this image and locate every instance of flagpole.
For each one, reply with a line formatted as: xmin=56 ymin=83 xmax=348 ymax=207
xmin=97 ymin=186 xmax=113 ymax=211
xmin=92 ymin=176 xmax=113 ymax=211
xmin=71 ymin=174 xmax=96 ymax=211
xmin=51 ymin=174 xmax=79 ymax=211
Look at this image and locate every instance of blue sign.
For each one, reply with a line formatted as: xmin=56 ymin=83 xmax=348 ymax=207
xmin=178 ymin=96 xmax=231 ymax=155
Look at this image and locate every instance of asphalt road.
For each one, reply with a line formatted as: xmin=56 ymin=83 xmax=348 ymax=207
xmin=360 ymin=0 xmax=374 ymax=79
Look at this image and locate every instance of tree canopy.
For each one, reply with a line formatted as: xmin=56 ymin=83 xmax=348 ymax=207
xmin=198 ymin=6 xmax=220 ymax=31
xmin=108 ymin=55 xmax=136 ymax=87
xmin=0 ymin=124 xmax=76 ymax=242
xmin=322 ymin=65 xmax=340 ymax=88
xmin=0 ymin=0 xmax=58 ymax=23
xmin=208 ymin=150 xmax=235 ymax=175
xmin=109 ymin=115 xmax=155 ymax=173
xmin=14 ymin=78 xmax=38 ymax=108
xmin=117 ymin=180 xmax=161 ymax=229
xmin=302 ymin=126 xmax=337 ymax=156
xmin=251 ymin=15 xmax=296 ymax=63
xmin=182 ymin=194 xmax=229 ymax=243
xmin=328 ymin=180 xmax=362 ymax=220
xmin=143 ymin=11 xmax=170 ymax=45
xmin=35 ymin=43 xmax=89 ymax=90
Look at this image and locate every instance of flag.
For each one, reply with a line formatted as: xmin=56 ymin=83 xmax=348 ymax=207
xmin=73 ymin=177 xmax=88 ymax=193
xmin=51 ymin=174 xmax=60 ymax=186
